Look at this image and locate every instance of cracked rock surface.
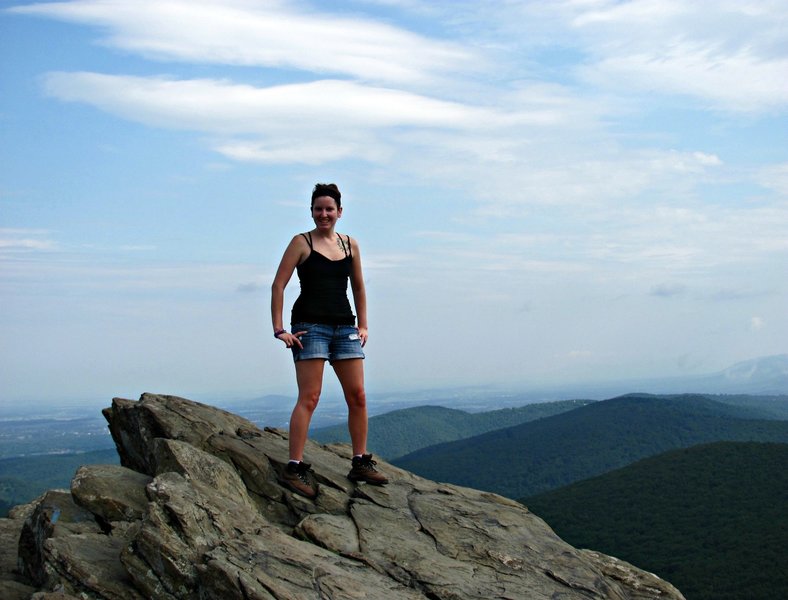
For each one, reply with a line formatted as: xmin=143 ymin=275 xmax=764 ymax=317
xmin=3 ymin=393 xmax=686 ymax=599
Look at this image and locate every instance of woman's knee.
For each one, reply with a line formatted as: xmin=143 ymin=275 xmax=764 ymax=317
xmin=345 ymin=387 xmax=366 ymax=411
xmin=296 ymin=390 xmax=321 ymax=412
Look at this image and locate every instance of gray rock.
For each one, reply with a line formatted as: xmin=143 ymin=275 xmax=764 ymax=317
xmin=6 ymin=393 xmax=686 ymax=599
xmin=31 ymin=592 xmax=83 ymax=600
xmin=102 ymin=393 xmax=259 ymax=475
xmin=0 ymin=517 xmax=25 ymax=580
xmin=0 ymin=497 xmax=39 ymax=597
xmin=579 ymin=550 xmax=684 ymax=600
xmin=71 ymin=464 xmax=152 ymax=526
xmin=295 ymin=513 xmax=360 ymax=554
xmin=0 ymin=578 xmax=37 ymax=600
xmin=17 ymin=489 xmax=102 ymax=587
xmin=43 ymin=532 xmax=144 ymax=599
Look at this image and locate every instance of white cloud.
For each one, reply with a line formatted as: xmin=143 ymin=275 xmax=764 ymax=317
xmin=566 ymin=0 xmax=788 ymax=112
xmin=22 ymin=1 xmax=779 ymax=216
xmin=446 ymin=0 xmax=788 ymax=113
xmin=0 ymin=229 xmax=57 ymax=252
xmin=582 ymin=42 xmax=788 ymax=113
xmin=0 ymin=250 xmax=263 ymax=295
xmin=750 ymin=316 xmax=765 ymax=331
xmin=11 ymin=0 xmax=476 ymax=85
xmin=0 ymin=239 xmax=55 ymax=250
xmin=41 ymin=72 xmax=569 ymax=166
xmin=757 ymin=162 xmax=788 ymax=196
xmin=42 ymin=72 xmax=568 ymax=133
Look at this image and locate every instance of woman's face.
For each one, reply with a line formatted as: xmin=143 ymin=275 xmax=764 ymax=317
xmin=311 ymin=195 xmax=342 ymax=230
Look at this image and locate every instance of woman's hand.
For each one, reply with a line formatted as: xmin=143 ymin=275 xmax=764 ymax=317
xmin=357 ymin=326 xmax=368 ymax=347
xmin=276 ymin=330 xmax=306 ymax=349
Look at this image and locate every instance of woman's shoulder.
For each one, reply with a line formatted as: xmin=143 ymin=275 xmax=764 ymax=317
xmin=284 ymin=233 xmax=312 ymax=257
xmin=336 ymin=231 xmax=357 ymax=243
xmin=337 ymin=232 xmax=360 ymax=252
xmin=289 ymin=232 xmax=312 ymax=244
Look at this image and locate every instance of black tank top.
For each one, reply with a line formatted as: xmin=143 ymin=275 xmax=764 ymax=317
xmin=290 ymin=232 xmax=356 ymax=326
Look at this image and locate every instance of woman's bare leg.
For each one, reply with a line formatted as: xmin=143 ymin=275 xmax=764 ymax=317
xmin=332 ymin=358 xmax=367 ymax=456
xmin=289 ymin=359 xmax=326 ymax=461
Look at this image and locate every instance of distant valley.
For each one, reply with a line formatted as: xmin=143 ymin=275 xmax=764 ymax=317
xmin=0 ymin=448 xmax=118 ymax=517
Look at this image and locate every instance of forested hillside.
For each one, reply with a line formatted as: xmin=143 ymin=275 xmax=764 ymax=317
xmin=706 ymin=393 xmax=788 ymax=419
xmin=393 ymin=394 xmax=788 ymax=499
xmin=311 ymin=399 xmax=592 ymax=459
xmin=0 ymin=448 xmax=118 ymax=517
xmin=525 ymin=442 xmax=788 ymax=600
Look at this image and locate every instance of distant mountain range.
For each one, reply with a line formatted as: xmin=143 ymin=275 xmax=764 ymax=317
xmin=4 ymin=366 xmax=787 ymax=598
xmin=610 ymin=354 xmax=788 ymax=396
xmin=525 ymin=441 xmax=788 ymax=600
xmin=222 ymin=354 xmax=788 ymax=427
xmin=2 ymin=355 xmax=786 ymax=520
xmin=311 ymin=399 xmax=592 ymax=459
xmin=392 ymin=393 xmax=788 ymax=499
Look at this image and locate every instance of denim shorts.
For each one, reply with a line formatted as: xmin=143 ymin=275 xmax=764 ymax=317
xmin=290 ymin=322 xmax=365 ymax=363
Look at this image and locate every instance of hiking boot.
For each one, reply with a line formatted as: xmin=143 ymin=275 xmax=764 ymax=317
xmin=281 ymin=461 xmax=317 ymax=498
xmin=348 ymin=454 xmax=389 ymax=485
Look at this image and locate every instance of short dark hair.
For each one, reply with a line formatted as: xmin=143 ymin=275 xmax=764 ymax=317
xmin=311 ymin=183 xmax=341 ymax=208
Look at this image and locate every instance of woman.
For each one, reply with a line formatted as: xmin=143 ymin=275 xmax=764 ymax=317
xmin=271 ymin=183 xmax=388 ymax=498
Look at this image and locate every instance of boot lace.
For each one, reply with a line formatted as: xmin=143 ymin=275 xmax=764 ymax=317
xmin=357 ymin=455 xmax=377 ymax=471
xmin=296 ymin=462 xmax=313 ymax=483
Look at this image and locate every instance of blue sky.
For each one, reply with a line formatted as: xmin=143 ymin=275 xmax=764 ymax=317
xmin=2 ymin=0 xmax=787 ymax=407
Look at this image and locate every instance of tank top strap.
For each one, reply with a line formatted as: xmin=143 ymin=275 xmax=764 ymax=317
xmin=300 ymin=232 xmax=313 ymax=249
xmin=338 ymin=234 xmax=352 ymax=258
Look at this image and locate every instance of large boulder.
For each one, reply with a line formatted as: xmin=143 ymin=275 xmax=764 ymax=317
xmin=3 ymin=393 xmax=686 ymax=599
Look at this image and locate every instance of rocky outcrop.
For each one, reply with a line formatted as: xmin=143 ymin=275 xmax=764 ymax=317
xmin=1 ymin=393 xmax=686 ymax=599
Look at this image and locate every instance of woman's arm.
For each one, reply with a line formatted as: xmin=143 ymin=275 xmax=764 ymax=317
xmin=348 ymin=236 xmax=368 ymax=346
xmin=271 ymin=235 xmax=308 ymax=348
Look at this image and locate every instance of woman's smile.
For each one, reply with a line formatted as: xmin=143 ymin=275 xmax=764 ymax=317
xmin=311 ymin=195 xmax=342 ymax=228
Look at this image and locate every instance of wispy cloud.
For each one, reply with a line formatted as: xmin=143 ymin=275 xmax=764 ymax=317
xmin=11 ymin=0 xmax=477 ymax=85
xmin=18 ymin=0 xmax=785 ymax=224
xmin=42 ymin=72 xmax=563 ymax=166
xmin=757 ymin=162 xmax=788 ymax=195
xmin=417 ymin=0 xmax=788 ymax=113
xmin=2 ymin=254 xmax=263 ymax=295
xmin=236 ymin=280 xmax=264 ymax=294
xmin=582 ymin=42 xmax=788 ymax=113
xmin=0 ymin=228 xmax=57 ymax=252
xmin=566 ymin=0 xmax=788 ymax=112
xmin=650 ymin=283 xmax=688 ymax=298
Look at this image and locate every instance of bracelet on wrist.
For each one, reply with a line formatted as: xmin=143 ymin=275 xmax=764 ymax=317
xmin=274 ymin=328 xmax=287 ymax=338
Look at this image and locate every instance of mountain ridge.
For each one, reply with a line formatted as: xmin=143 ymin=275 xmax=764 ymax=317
xmin=311 ymin=399 xmax=593 ymax=459
xmin=393 ymin=393 xmax=788 ymax=498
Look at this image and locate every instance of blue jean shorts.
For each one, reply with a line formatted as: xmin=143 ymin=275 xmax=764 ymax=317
xmin=290 ymin=322 xmax=365 ymax=363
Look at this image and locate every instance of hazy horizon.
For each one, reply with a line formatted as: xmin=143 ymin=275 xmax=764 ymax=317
xmin=3 ymin=352 xmax=786 ymax=418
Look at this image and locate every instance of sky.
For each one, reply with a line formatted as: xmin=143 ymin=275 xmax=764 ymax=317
xmin=1 ymin=0 xmax=787 ymax=408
